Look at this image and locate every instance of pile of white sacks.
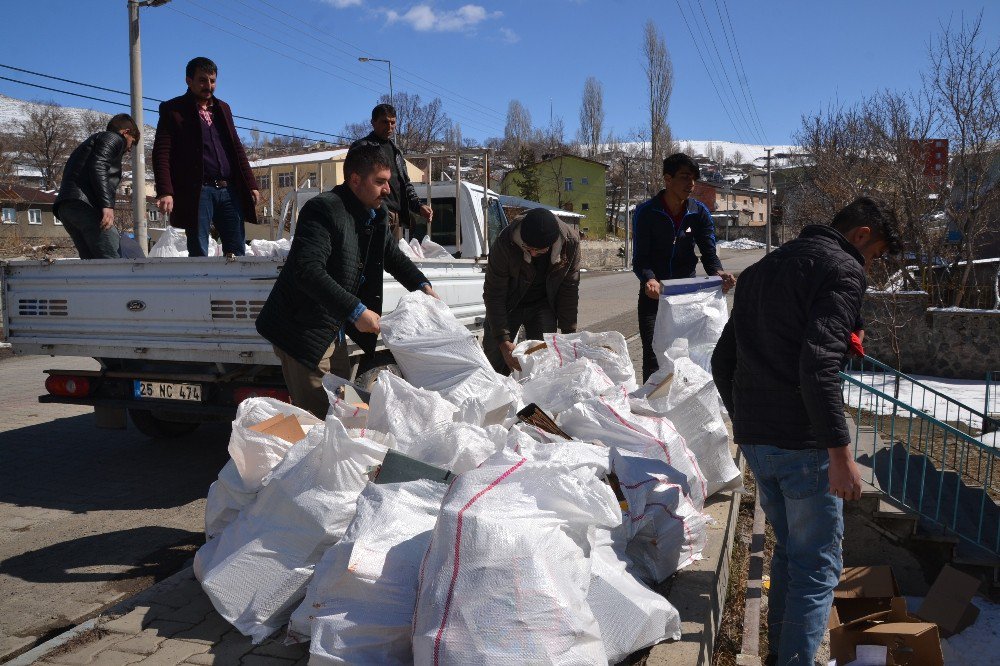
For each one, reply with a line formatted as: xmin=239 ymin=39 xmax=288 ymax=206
xmin=194 ymin=281 xmax=740 ymax=665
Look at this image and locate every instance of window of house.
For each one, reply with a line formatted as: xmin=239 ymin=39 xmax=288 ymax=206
xmin=3 ymin=208 xmax=16 ymax=224
xmin=306 ymin=171 xmax=317 ymax=187
xmin=759 ymin=212 xmax=764 ymax=221
xmin=28 ymin=209 xmax=42 ymax=225
xmin=258 ymin=174 xmax=270 ymax=189
xmin=743 ymin=198 xmax=748 ymax=205
xmin=582 ymin=202 xmax=590 ymax=211
xmin=149 ymin=209 xmax=159 ymax=222
xmin=278 ymin=172 xmax=294 ymax=188
xmin=564 ymin=178 xmax=573 ymax=192
xmin=581 ymin=176 xmax=589 ymax=185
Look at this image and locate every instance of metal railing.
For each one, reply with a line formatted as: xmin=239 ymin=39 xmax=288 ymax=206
xmin=841 ymin=367 xmax=1000 ymax=556
xmin=986 ymin=371 xmax=1000 ymax=431
xmin=844 ymin=354 xmax=998 ymax=436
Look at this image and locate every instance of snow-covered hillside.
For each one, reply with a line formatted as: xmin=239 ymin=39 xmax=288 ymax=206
xmin=0 ymin=94 xmax=155 ymax=141
xmin=606 ymin=139 xmax=802 ymax=165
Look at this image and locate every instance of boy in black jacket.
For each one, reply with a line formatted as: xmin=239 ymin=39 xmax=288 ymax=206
xmin=712 ymin=197 xmax=901 ymax=666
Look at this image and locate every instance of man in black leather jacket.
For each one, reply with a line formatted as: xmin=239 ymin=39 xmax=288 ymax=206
xmin=54 ymin=114 xmax=139 ymax=259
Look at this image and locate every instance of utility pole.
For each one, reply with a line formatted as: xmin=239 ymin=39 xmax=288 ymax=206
xmin=624 ymin=155 xmax=631 ymax=270
xmin=128 ymin=1 xmax=147 ymax=254
xmin=764 ymin=147 xmax=773 ymax=254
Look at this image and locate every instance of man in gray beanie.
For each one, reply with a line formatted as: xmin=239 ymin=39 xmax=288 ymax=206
xmin=482 ymin=207 xmax=581 ymax=374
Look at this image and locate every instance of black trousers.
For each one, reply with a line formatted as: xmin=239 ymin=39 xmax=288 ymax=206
xmin=638 ymin=292 xmax=660 ymax=383
xmin=483 ymin=300 xmax=557 ymax=375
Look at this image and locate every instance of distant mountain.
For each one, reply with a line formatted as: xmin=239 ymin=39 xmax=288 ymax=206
xmin=0 ymin=94 xmax=155 ymax=144
xmin=612 ymin=139 xmax=802 ymax=165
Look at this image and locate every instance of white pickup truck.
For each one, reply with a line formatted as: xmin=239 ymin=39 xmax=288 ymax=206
xmin=2 ymin=180 xmax=507 ymax=438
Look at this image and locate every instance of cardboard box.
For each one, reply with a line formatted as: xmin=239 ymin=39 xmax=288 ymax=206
xmin=834 ymin=566 xmax=901 ymax=625
xmin=915 ymin=564 xmax=981 ymax=637
xmin=372 ymin=449 xmax=454 ymax=485
xmin=829 ymin=597 xmax=943 ymax=666
xmin=248 ymin=413 xmax=306 ymax=444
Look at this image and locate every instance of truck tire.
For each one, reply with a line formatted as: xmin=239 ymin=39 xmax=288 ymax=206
xmin=355 ymin=362 xmax=403 ymax=392
xmin=128 ymin=409 xmax=201 ymax=439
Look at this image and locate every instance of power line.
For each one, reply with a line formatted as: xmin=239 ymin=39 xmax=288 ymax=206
xmin=248 ymin=0 xmax=507 ymax=124
xmin=0 ymin=63 xmax=353 ymax=141
xmin=719 ymin=0 xmax=770 ymax=145
xmin=0 ymin=74 xmax=344 ymax=143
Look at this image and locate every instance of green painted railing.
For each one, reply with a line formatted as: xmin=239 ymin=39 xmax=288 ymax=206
xmin=840 ymin=357 xmax=1000 ymax=557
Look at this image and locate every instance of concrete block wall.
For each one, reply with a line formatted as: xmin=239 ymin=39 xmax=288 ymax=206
xmin=861 ymin=291 xmax=1000 ymax=379
xmin=580 ymin=239 xmax=624 ymax=270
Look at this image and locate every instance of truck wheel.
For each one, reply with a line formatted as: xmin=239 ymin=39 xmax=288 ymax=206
xmin=128 ymin=409 xmax=201 ymax=439
xmin=355 ymin=363 xmax=403 ymax=392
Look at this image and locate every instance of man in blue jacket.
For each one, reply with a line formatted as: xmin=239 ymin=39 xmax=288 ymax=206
xmin=633 ymin=153 xmax=735 ymax=381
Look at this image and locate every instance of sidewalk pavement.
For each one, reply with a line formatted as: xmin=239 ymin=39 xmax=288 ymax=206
xmin=9 ymin=477 xmax=741 ymax=666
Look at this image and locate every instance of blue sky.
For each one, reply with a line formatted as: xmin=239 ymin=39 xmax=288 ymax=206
xmin=1 ymin=0 xmax=996 ymax=150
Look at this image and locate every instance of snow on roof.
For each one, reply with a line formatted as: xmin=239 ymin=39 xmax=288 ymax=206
xmin=497 ymin=193 xmax=586 ymax=218
xmin=250 ymin=149 xmax=349 ymax=168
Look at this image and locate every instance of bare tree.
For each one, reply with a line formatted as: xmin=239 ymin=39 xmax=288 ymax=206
xmin=504 ymin=99 xmax=533 ymax=158
xmin=77 ymin=109 xmax=111 ymax=137
xmin=642 ymin=20 xmax=674 ymax=193
xmin=15 ymin=102 xmax=77 ymax=190
xmin=578 ymin=77 xmax=605 ymax=158
xmin=342 ymin=92 xmax=452 ymax=153
xmin=927 ymin=12 xmax=1000 ymax=306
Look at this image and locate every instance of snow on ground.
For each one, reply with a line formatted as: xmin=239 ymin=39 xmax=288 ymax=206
xmin=717 ymin=238 xmax=765 ymax=250
xmin=902 ymin=596 xmax=1000 ymax=665
xmin=843 ymin=373 xmax=997 ymax=430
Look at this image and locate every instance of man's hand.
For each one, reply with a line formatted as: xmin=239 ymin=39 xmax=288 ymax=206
xmin=100 ymin=208 xmax=115 ymax=231
xmin=717 ymin=270 xmax=736 ymax=293
xmin=422 ymin=285 xmax=440 ymax=300
xmin=354 ymin=309 xmax=381 ymax=334
xmin=251 ymin=189 xmax=260 ymax=205
xmin=157 ymin=195 xmax=174 ymax=215
xmin=418 ymin=204 xmax=433 ymax=221
xmin=828 ymin=446 xmax=862 ymax=501
xmin=500 ymin=340 xmax=521 ymax=372
xmin=644 ymin=279 xmax=661 ymax=299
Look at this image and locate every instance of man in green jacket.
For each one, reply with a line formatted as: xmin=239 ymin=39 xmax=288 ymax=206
xmin=256 ymin=144 xmax=438 ymax=418
xmin=482 ymin=207 xmax=581 ymax=374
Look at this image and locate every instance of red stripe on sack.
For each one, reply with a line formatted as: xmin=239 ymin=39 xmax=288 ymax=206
xmin=572 ymin=341 xmax=579 ymax=360
xmin=551 ymin=335 xmax=565 ymax=366
xmin=598 ymin=394 xmax=674 ymax=466
xmin=621 ymin=477 xmax=659 ymax=489
xmin=638 ymin=410 xmax=707 ymax=502
xmin=645 ymin=498 xmax=694 ymax=554
xmin=433 ymin=457 xmax=527 ymax=665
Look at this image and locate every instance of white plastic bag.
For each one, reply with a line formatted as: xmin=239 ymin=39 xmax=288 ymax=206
xmin=148 ymin=226 xmax=222 ymax=257
xmin=288 ymin=480 xmax=448 ymax=663
xmin=412 ymin=445 xmax=619 ymax=665
xmin=198 ymin=419 xmax=391 ymax=643
xmin=321 ymin=374 xmax=370 ymax=431
xmin=247 ymin=238 xmax=291 ymax=258
xmin=588 ymin=527 xmax=682 ymax=662
xmin=398 ymin=237 xmax=419 ymax=259
xmin=545 ymin=331 xmax=637 ymax=392
xmin=558 ymin=386 xmax=708 ymax=509
xmin=419 ymin=235 xmax=453 ymax=259
xmin=520 ymin=358 xmax=617 ymax=416
xmin=612 ymin=448 xmax=709 ymax=583
xmin=511 ymin=338 xmax=558 ymax=381
xmin=651 ymin=276 xmax=728 ymax=374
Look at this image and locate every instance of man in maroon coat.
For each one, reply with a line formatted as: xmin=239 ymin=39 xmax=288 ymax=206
xmin=152 ymin=57 xmax=259 ymax=256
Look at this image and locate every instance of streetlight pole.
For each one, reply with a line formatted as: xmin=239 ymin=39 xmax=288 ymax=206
xmin=624 ymin=155 xmax=631 ymax=270
xmin=127 ymin=0 xmax=170 ymax=255
xmin=358 ymin=57 xmax=393 ymax=105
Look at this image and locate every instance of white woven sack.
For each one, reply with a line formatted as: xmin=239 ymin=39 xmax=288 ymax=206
xmin=588 ymin=527 xmax=681 ymax=663
xmin=558 ymin=386 xmax=708 ymax=509
xmin=367 ymin=372 xmax=458 ymax=443
xmin=286 ymin=480 xmax=448 ymax=663
xmin=412 ymin=445 xmax=619 ymax=665
xmin=198 ymin=419 xmax=390 ymax=643
xmin=404 ymin=421 xmax=508 ymax=475
xmin=510 ymin=338 xmax=558 ymax=381
xmin=148 ymin=226 xmax=221 ymax=257
xmin=660 ymin=357 xmax=741 ymax=497
xmin=520 ymin=358 xmax=617 ymax=416
xmin=419 ymin=235 xmax=453 ymax=259
xmin=379 ymin=291 xmax=503 ymax=410
xmin=611 ymin=448 xmax=709 ymax=584
xmin=247 ymin=238 xmax=291 ymax=258
xmin=545 ymin=330 xmax=637 ymax=392
xmin=651 ymin=277 xmax=728 ymax=374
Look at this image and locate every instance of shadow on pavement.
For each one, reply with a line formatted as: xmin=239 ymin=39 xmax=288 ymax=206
xmin=0 ymin=525 xmax=202 ymax=584
xmin=0 ymin=413 xmax=231 ymax=513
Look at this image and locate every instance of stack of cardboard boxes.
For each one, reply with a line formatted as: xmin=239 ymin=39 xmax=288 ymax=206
xmin=829 ymin=565 xmax=981 ymax=665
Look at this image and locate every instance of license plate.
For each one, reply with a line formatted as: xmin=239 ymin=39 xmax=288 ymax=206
xmin=133 ymin=380 xmax=203 ymax=402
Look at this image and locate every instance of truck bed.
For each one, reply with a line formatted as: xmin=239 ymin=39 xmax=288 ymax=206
xmin=2 ymin=256 xmax=487 ymax=365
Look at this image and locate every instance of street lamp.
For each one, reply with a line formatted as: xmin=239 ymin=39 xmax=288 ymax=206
xmin=358 ymin=57 xmax=393 ymax=106
xmin=128 ymin=0 xmax=171 ymax=255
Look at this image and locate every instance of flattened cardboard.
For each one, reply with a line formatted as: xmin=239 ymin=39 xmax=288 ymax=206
xmin=248 ymin=414 xmax=306 ymax=444
xmin=829 ymin=598 xmax=943 ymax=666
xmin=833 ymin=566 xmax=901 ymax=625
xmin=373 ymin=449 xmax=454 ymax=485
xmin=915 ymin=564 xmax=981 ymax=637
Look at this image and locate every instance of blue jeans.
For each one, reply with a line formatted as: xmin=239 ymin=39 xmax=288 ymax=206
xmin=740 ymin=445 xmax=843 ymax=665
xmin=190 ymin=185 xmax=245 ymax=256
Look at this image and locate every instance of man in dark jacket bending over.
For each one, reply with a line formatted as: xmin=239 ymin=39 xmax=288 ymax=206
xmin=256 ymin=144 xmax=438 ymax=419
xmin=482 ymin=207 xmax=581 ymax=374
xmin=633 ymin=153 xmax=735 ymax=382
xmin=54 ymin=114 xmax=139 ymax=259
xmin=711 ymin=197 xmax=901 ymax=666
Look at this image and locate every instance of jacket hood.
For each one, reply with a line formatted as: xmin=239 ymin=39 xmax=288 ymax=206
xmin=509 ymin=213 xmax=573 ymax=264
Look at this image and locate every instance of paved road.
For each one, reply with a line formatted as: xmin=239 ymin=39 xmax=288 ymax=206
xmin=0 ymin=248 xmax=765 ymax=663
